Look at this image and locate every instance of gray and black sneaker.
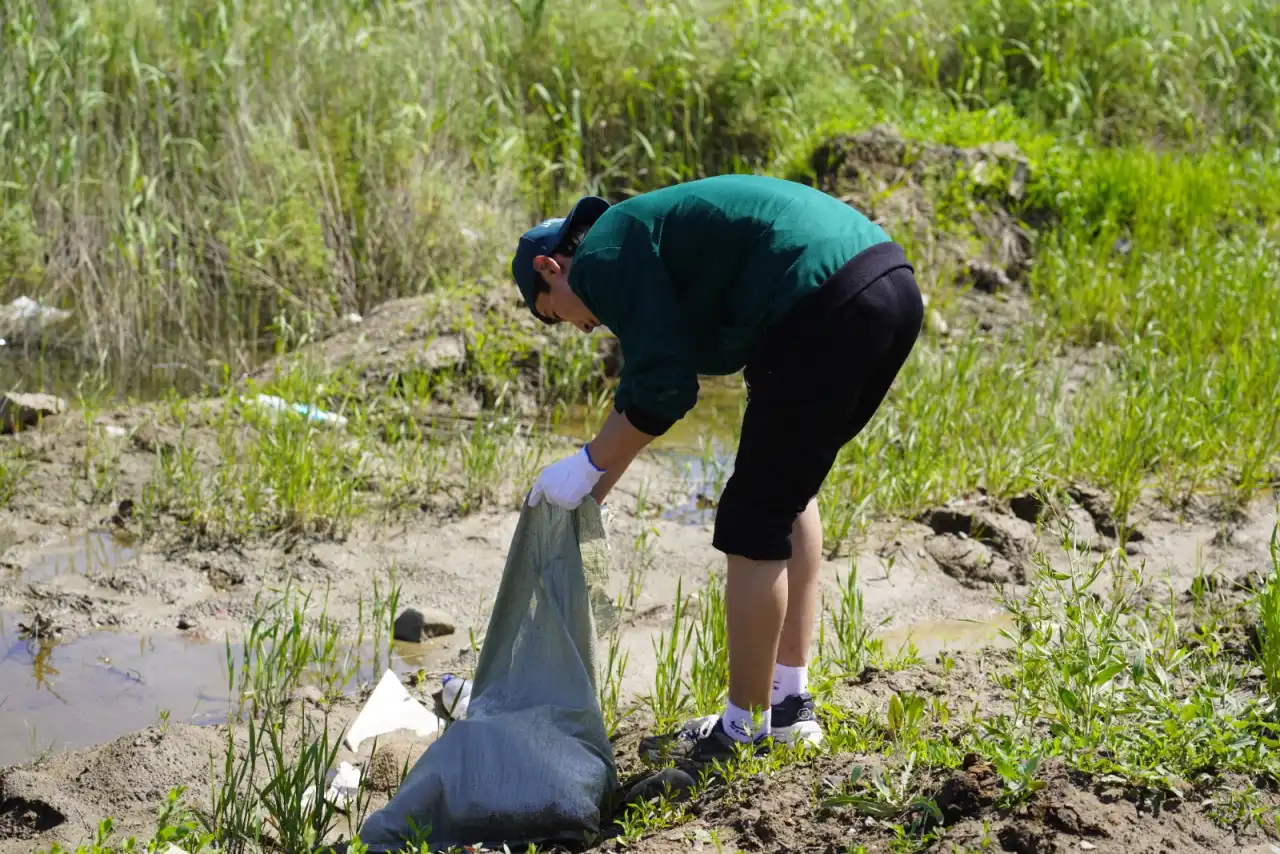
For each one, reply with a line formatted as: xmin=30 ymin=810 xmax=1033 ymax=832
xmin=771 ymin=693 xmax=823 ymax=747
xmin=639 ymin=715 xmax=771 ymax=765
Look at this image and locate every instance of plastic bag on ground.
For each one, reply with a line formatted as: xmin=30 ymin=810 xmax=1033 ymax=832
xmin=355 ymin=497 xmax=619 ymax=852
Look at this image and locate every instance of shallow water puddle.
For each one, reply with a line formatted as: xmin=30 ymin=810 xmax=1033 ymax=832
xmin=877 ymin=613 xmax=1016 ymax=660
xmin=0 ymin=613 xmax=449 ymax=769
xmin=0 ymin=612 xmax=234 ymax=768
xmin=558 ymin=376 xmax=745 ymax=454
xmin=19 ymin=530 xmax=138 ymax=585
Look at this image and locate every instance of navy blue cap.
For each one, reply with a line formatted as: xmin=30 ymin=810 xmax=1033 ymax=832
xmin=511 ymin=196 xmax=610 ymax=324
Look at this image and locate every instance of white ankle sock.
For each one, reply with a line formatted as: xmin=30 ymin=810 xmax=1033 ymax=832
xmin=771 ymin=663 xmax=808 ymax=705
xmin=721 ymin=701 xmax=770 ymax=743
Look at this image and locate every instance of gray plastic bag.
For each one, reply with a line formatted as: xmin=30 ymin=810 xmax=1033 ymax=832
xmin=356 ymin=498 xmax=619 ymax=852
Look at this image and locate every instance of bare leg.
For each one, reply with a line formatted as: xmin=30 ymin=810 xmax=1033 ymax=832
xmin=778 ymin=498 xmax=821 ymax=667
xmin=725 ymin=555 xmax=788 ymax=715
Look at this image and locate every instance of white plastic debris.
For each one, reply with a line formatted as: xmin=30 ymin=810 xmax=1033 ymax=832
xmin=301 ymin=760 xmax=363 ymax=812
xmin=245 ymin=393 xmax=348 ymax=428
xmin=0 ymin=296 xmax=72 ymax=334
xmin=344 ymin=669 xmax=441 ymax=752
xmin=440 ymin=673 xmax=472 ymax=720
xmin=344 ymin=312 xmax=363 ymax=325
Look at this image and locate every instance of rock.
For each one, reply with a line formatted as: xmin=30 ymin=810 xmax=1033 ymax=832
xmin=622 ymin=768 xmax=697 ymax=806
xmin=964 ymin=260 xmax=1015 ymax=293
xmin=393 ymin=607 xmax=456 ymax=642
xmin=0 ymin=392 xmax=67 ymax=433
xmin=176 ymin=616 xmax=196 ymax=631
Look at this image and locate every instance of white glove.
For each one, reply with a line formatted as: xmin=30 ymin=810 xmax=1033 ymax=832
xmin=528 ymin=447 xmax=605 ymax=509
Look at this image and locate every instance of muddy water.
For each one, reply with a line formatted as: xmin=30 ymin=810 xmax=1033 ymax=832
xmin=20 ymin=530 xmax=139 ymax=584
xmin=0 ymin=612 xmax=235 ymax=768
xmin=558 ymin=376 xmax=744 ymax=455
xmin=878 ymin=613 xmax=1016 ymax=660
xmin=2 ymin=535 xmax=451 ymax=769
xmin=0 ymin=613 xmax=449 ymax=769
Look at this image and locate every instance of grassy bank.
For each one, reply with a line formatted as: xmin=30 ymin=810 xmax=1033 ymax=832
xmin=2 ymin=0 xmax=1278 ymax=386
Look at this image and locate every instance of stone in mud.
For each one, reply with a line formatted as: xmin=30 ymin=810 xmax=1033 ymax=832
xmin=393 ymin=607 xmax=455 ymax=642
xmin=925 ymin=534 xmax=1017 ymax=587
xmin=622 ymin=768 xmax=697 ymax=806
xmin=0 ymin=393 xmax=67 ymax=434
xmin=963 ymin=260 xmax=1016 ymax=293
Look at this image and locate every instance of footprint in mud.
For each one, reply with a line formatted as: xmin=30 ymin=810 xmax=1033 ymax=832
xmin=924 ymin=535 xmax=1018 ymax=587
xmin=921 ymin=500 xmax=1037 ymax=587
xmin=0 ymin=771 xmax=73 ymax=842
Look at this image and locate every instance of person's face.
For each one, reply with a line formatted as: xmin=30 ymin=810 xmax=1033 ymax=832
xmin=532 ymin=254 xmax=600 ymax=333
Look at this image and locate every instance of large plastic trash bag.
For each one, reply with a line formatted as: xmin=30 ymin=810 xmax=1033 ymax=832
xmin=355 ymin=497 xmax=620 ymax=852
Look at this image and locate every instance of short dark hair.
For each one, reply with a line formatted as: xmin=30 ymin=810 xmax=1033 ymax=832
xmin=534 ymin=225 xmax=591 ymax=294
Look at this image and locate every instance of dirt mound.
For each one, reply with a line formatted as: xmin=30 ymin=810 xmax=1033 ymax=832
xmin=804 ymin=125 xmax=1048 ymax=339
xmin=809 ymin=125 xmax=1041 ymax=284
xmin=249 ymin=290 xmax=621 ymax=416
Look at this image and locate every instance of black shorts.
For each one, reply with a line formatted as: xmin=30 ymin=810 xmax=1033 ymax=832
xmin=712 ymin=241 xmax=924 ymax=562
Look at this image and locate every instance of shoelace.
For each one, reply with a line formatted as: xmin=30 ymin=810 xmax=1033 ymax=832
xmin=676 ymin=714 xmax=721 ymax=742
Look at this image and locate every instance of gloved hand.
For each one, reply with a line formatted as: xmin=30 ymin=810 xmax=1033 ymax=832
xmin=528 ymin=446 xmax=605 ymax=509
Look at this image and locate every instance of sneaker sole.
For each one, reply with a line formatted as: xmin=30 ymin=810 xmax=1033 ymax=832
xmin=772 ymin=720 xmax=823 ymax=746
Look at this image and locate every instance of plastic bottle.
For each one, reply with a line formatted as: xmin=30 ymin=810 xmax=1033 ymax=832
xmin=441 ymin=674 xmax=472 ymax=719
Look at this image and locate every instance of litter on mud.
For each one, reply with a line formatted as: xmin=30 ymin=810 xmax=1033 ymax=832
xmin=245 ymin=393 xmax=348 ymax=427
xmin=355 ymin=498 xmax=618 ymax=853
xmin=343 ymin=669 xmax=442 ymax=752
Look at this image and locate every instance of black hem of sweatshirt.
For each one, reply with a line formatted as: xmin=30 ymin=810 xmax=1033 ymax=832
xmin=753 ymin=240 xmax=913 ymax=370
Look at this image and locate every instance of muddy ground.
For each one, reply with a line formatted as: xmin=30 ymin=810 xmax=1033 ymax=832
xmin=2 ymin=411 xmax=1276 ymax=854
xmin=3 ymin=127 xmax=1280 ymax=853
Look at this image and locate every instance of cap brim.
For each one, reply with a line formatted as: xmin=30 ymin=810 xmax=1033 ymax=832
xmin=556 ymin=196 xmax=610 ymax=251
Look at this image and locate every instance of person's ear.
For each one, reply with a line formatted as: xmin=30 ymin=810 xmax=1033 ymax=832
xmin=533 ymin=254 xmax=561 ymax=277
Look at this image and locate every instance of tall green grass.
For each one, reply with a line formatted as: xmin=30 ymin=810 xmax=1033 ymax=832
xmin=815 ymin=139 xmax=1280 ymax=548
xmin=2 ymin=0 xmax=1278 ymax=387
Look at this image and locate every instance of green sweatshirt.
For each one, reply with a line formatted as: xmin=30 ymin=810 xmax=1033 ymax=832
xmin=567 ymin=173 xmax=892 ymax=435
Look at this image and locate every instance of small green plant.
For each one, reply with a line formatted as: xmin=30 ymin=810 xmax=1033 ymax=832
xmin=646 ymin=578 xmax=694 ymax=733
xmin=1257 ymin=527 xmax=1280 ymax=702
